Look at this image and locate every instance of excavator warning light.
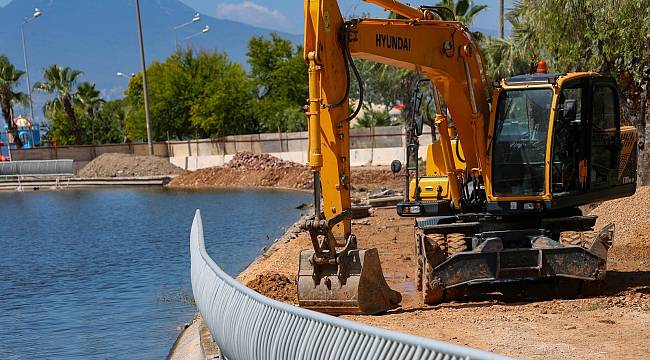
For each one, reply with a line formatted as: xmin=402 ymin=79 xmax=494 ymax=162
xmin=537 ymin=60 xmax=548 ymax=73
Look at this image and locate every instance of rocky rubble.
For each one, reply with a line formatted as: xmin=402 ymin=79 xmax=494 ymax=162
xmin=167 ymin=152 xmax=404 ymax=193
xmin=225 ymin=151 xmax=304 ymax=170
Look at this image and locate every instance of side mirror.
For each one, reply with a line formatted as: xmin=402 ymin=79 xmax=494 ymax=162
xmin=563 ymin=99 xmax=577 ymax=122
xmin=390 ymin=160 xmax=402 ymax=174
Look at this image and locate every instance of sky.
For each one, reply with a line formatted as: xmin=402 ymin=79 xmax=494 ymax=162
xmin=0 ymin=1 xmax=511 ymax=35
xmin=177 ymin=0 xmax=512 ymax=35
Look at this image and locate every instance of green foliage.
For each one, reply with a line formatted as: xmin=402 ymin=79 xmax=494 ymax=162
xmin=190 ymin=51 xmax=258 ymax=137
xmin=349 ymin=59 xmax=415 ymax=127
xmin=506 ymin=0 xmax=650 ymax=83
xmin=355 ymin=109 xmax=392 ymax=128
xmin=435 ymin=0 xmax=487 ymax=25
xmin=34 ymin=65 xmax=84 ymax=144
xmin=436 ymin=0 xmax=488 ymax=39
xmin=481 ymin=37 xmax=531 ymax=80
xmin=125 ymin=49 xmax=254 ymax=140
xmin=0 ymin=55 xmax=28 ymax=147
xmin=247 ymin=33 xmax=308 ymax=132
xmin=92 ymin=99 xmax=127 ymax=144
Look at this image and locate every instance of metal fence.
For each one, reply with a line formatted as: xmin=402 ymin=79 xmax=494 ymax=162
xmin=190 ymin=210 xmax=511 ymax=360
xmin=0 ymin=160 xmax=74 ymax=177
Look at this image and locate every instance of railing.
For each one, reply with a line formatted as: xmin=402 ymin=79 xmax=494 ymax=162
xmin=190 ymin=210 xmax=511 ymax=360
xmin=0 ymin=160 xmax=74 ymax=177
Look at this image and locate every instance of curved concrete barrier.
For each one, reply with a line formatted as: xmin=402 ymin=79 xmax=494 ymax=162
xmin=190 ymin=210 xmax=511 ymax=360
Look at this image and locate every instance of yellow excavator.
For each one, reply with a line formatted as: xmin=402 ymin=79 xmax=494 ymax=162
xmin=299 ymin=0 xmax=638 ymax=314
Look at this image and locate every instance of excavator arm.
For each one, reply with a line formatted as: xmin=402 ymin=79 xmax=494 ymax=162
xmin=300 ymin=0 xmax=491 ymax=314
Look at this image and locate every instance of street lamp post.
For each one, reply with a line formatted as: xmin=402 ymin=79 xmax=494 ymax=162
xmin=116 ymin=72 xmax=135 ymax=79
xmin=21 ymin=7 xmax=41 ymax=147
xmin=183 ymin=25 xmax=210 ymax=45
xmin=135 ymin=0 xmax=153 ymax=156
xmin=173 ymin=13 xmax=200 ymax=49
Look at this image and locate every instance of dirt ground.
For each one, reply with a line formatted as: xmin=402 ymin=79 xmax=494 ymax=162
xmin=239 ymin=188 xmax=650 ymax=359
xmin=78 ymin=153 xmax=184 ymax=177
xmin=168 ymin=151 xmax=403 ymax=194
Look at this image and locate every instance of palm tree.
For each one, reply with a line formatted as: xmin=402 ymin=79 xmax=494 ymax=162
xmin=76 ymin=82 xmax=104 ymax=143
xmin=482 ymin=37 xmax=531 ymax=80
xmin=34 ymin=65 xmax=83 ymax=144
xmin=0 ymin=56 xmax=29 ymax=148
xmin=435 ymin=0 xmax=488 ymax=25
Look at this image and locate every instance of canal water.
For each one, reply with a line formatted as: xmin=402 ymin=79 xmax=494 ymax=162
xmin=0 ymin=188 xmax=311 ymax=359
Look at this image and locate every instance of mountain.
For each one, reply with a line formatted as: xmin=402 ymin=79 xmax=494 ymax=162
xmin=0 ymin=0 xmax=301 ymax=121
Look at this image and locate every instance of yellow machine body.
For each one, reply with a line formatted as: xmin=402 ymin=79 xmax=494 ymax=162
xmin=301 ymin=0 xmax=638 ymax=312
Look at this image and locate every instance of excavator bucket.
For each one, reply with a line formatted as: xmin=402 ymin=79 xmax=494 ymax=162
xmin=297 ymin=248 xmax=402 ymax=315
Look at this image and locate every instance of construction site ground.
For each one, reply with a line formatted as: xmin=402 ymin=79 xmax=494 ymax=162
xmin=239 ymin=187 xmax=650 ymax=359
xmin=166 ymin=153 xmax=649 ymax=359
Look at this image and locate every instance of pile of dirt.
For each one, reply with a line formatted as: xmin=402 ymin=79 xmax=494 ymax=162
xmin=78 ymin=153 xmax=184 ymax=178
xmin=246 ymin=273 xmax=297 ymax=304
xmin=168 ymin=167 xmax=313 ymax=190
xmin=225 ymin=151 xmax=304 ymax=170
xmin=351 ymin=167 xmax=404 ymax=193
xmin=168 ymin=152 xmax=404 ymax=192
xmin=590 ymin=186 xmax=650 ymax=271
xmin=591 ymin=186 xmax=650 ymax=246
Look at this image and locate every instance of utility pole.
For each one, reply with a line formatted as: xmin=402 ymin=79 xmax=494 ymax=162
xmin=499 ymin=0 xmax=504 ymax=39
xmin=135 ymin=0 xmax=154 ymax=155
xmin=21 ymin=8 xmax=41 ymax=148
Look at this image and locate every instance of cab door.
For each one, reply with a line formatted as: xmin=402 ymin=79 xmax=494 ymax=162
xmin=588 ymin=78 xmax=621 ymax=189
xmin=552 ymin=78 xmax=589 ymax=194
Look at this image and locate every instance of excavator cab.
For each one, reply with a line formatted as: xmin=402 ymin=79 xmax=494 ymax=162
xmin=488 ymin=72 xmax=636 ymax=211
xmin=400 ymin=71 xmax=638 ymax=303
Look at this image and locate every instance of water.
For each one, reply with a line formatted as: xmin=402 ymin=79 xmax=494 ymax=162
xmin=0 ymin=188 xmax=311 ymax=359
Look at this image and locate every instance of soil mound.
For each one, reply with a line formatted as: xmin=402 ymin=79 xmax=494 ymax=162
xmin=78 ymin=153 xmax=184 ymax=178
xmin=591 ymin=186 xmax=650 ymax=247
xmin=246 ymin=273 xmax=297 ymax=303
xmin=225 ymin=151 xmax=304 ymax=170
xmin=168 ymin=167 xmax=313 ymax=189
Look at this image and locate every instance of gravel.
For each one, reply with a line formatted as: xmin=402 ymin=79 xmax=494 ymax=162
xmin=224 ymin=151 xmax=304 ymax=170
xmin=78 ymin=153 xmax=184 ymax=178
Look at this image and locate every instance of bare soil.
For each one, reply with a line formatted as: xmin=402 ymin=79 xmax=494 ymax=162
xmin=168 ymin=152 xmax=403 ymax=194
xmin=78 ymin=153 xmax=184 ymax=178
xmin=246 ymin=273 xmax=297 ymax=304
xmin=238 ymin=187 xmax=650 ymax=359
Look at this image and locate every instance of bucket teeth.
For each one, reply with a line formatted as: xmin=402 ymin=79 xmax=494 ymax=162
xmin=298 ymin=248 xmax=402 ymax=315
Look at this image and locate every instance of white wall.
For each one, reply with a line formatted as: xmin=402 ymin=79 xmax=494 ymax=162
xmin=170 ymin=146 xmax=429 ymax=171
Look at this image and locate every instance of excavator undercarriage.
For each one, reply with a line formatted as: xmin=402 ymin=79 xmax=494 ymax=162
xmin=415 ymin=215 xmax=615 ymax=303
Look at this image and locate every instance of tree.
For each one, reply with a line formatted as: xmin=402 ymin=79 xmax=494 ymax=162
xmin=481 ymin=37 xmax=531 ymax=81
xmin=34 ymin=65 xmax=84 ymax=144
xmin=0 ymin=55 xmax=29 ymax=148
xmin=76 ymin=82 xmax=105 ymax=143
xmin=125 ymin=53 xmax=194 ymax=141
xmin=125 ymin=49 xmax=257 ymax=140
xmin=506 ymin=0 xmax=650 ymax=82
xmin=436 ymin=0 xmax=488 ymax=39
xmin=247 ymin=34 xmax=308 ymax=132
xmin=356 ymin=109 xmax=392 ymax=128
xmin=93 ymin=99 xmax=127 ymax=144
xmin=190 ymin=51 xmax=258 ymax=137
